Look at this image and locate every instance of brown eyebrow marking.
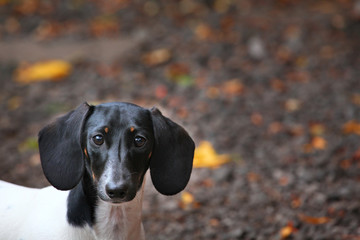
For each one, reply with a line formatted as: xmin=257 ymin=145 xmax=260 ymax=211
xmin=84 ymin=148 xmax=88 ymax=158
xmin=104 ymin=127 xmax=109 ymax=133
xmin=130 ymin=127 xmax=135 ymax=132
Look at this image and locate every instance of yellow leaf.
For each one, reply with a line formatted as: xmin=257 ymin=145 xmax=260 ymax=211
xmin=179 ymin=191 xmax=199 ymax=210
xmin=193 ymin=141 xmax=230 ymax=168
xmin=15 ymin=60 xmax=72 ymax=84
xmin=181 ymin=191 xmax=194 ymax=205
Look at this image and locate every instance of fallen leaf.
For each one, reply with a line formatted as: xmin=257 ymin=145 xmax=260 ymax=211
xmin=142 ymin=48 xmax=171 ymax=66
xmin=280 ymin=222 xmax=297 ymax=239
xmin=194 ymin=23 xmax=213 ymax=41
xmin=311 ymin=136 xmax=327 ymax=150
xmin=221 ymin=79 xmax=244 ymax=97
xmin=285 ymin=98 xmax=301 ymax=112
xmin=15 ymin=60 xmax=72 ymax=84
xmin=181 ymin=191 xmax=194 ymax=205
xmin=193 ymin=141 xmax=230 ymax=168
xmin=165 ymin=63 xmax=194 ymax=87
xmin=303 ymin=136 xmax=327 ymax=153
xmin=309 ymin=123 xmax=326 ymax=136
xmin=298 ymin=213 xmax=331 ymax=225
xmin=179 ymin=191 xmax=199 ymax=210
xmin=343 ymin=120 xmax=360 ymax=135
xmin=268 ymin=122 xmax=283 ymax=134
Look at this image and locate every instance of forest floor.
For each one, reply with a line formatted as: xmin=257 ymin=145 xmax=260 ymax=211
xmin=0 ymin=0 xmax=359 ymax=239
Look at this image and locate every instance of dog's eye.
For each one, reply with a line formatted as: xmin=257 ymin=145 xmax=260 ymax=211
xmin=92 ymin=135 xmax=104 ymax=145
xmin=134 ymin=136 xmax=146 ymax=147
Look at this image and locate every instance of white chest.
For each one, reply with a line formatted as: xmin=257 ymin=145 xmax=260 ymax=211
xmin=93 ymin=183 xmax=145 ymax=240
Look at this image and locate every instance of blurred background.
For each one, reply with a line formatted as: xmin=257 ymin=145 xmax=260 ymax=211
xmin=0 ymin=0 xmax=360 ymax=239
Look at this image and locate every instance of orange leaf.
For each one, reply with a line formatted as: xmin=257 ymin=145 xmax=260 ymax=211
xmin=193 ymin=141 xmax=230 ymax=168
xmin=280 ymin=225 xmax=296 ymax=239
xmin=311 ymin=136 xmax=327 ymax=150
xmin=298 ymin=213 xmax=331 ymax=225
xmin=221 ymin=79 xmax=244 ymax=97
xmin=15 ymin=60 xmax=72 ymax=84
xmin=343 ymin=120 xmax=360 ymax=135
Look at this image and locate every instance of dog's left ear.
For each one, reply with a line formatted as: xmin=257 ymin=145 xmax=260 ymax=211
xmin=149 ymin=108 xmax=195 ymax=195
xmin=38 ymin=103 xmax=92 ymax=190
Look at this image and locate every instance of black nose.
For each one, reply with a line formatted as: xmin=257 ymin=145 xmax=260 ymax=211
xmin=105 ymin=182 xmax=128 ymax=199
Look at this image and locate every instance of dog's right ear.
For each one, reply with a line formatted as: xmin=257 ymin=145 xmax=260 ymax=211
xmin=38 ymin=102 xmax=92 ymax=190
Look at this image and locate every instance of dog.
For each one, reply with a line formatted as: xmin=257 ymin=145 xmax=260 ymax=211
xmin=0 ymin=102 xmax=195 ymax=240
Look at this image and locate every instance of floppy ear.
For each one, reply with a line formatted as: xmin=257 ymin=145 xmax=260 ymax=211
xmin=149 ymin=108 xmax=195 ymax=195
xmin=38 ymin=102 xmax=91 ymax=190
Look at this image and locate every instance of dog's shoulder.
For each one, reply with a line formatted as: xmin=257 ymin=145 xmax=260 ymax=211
xmin=0 ymin=180 xmax=96 ymax=240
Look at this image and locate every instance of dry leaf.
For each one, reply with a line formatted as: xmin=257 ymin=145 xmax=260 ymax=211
xmin=311 ymin=136 xmax=327 ymax=150
xmin=221 ymin=79 xmax=244 ymax=97
xmin=343 ymin=120 xmax=360 ymax=135
xmin=142 ymin=48 xmax=171 ymax=66
xmin=298 ymin=213 xmax=331 ymax=225
xmin=309 ymin=123 xmax=326 ymax=136
xmin=285 ymin=98 xmax=301 ymax=112
xmin=179 ymin=191 xmax=199 ymax=210
xmin=193 ymin=141 xmax=230 ymax=168
xmin=280 ymin=222 xmax=297 ymax=239
xmin=181 ymin=191 xmax=194 ymax=205
xmin=15 ymin=60 xmax=72 ymax=84
xmin=194 ymin=23 xmax=213 ymax=41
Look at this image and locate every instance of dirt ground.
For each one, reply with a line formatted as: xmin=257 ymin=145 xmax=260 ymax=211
xmin=0 ymin=0 xmax=360 ymax=239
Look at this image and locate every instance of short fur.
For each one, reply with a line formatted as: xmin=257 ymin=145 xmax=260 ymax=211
xmin=0 ymin=102 xmax=195 ymax=240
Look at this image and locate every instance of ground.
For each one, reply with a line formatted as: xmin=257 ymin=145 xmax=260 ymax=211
xmin=0 ymin=0 xmax=359 ymax=239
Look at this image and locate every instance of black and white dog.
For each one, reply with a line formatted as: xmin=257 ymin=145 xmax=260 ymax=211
xmin=0 ymin=102 xmax=195 ymax=240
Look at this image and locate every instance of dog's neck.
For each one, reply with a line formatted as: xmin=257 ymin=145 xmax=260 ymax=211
xmin=93 ymin=180 xmax=146 ymax=240
xmin=67 ymin=173 xmax=146 ymax=240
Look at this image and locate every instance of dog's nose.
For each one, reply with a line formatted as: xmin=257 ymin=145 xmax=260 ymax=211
xmin=105 ymin=182 xmax=128 ymax=199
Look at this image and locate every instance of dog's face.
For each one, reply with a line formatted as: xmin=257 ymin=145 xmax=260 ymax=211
xmin=39 ymin=102 xmax=195 ymax=203
xmin=83 ymin=103 xmax=154 ymax=203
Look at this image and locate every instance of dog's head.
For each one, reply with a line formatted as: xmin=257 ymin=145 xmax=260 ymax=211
xmin=38 ymin=102 xmax=195 ymax=204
